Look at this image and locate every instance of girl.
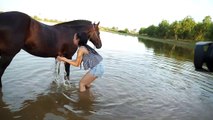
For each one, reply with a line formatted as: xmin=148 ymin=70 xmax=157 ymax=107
xmin=57 ymin=32 xmax=104 ymax=92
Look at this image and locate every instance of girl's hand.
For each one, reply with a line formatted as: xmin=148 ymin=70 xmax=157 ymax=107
xmin=57 ymin=56 xmax=66 ymax=62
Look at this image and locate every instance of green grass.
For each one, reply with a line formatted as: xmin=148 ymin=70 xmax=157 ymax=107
xmin=136 ymin=35 xmax=196 ymax=49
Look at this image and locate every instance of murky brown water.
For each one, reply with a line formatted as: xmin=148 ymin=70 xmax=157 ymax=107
xmin=1 ymin=32 xmax=213 ymax=120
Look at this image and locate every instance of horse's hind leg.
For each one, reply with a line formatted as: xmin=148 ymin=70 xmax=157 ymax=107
xmin=64 ymin=56 xmax=73 ymax=80
xmin=0 ymin=55 xmax=15 ymax=87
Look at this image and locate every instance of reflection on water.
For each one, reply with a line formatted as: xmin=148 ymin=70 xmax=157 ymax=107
xmin=0 ymin=32 xmax=213 ymax=120
xmin=138 ymin=38 xmax=194 ymax=61
xmin=0 ymin=82 xmax=98 ymax=120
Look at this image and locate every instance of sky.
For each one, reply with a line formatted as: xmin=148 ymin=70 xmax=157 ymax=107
xmin=0 ymin=0 xmax=213 ymax=30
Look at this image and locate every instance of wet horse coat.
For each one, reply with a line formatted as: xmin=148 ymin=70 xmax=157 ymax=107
xmin=0 ymin=11 xmax=102 ymax=87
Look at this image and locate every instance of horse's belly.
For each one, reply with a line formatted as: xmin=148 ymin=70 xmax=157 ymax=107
xmin=23 ymin=45 xmax=57 ymax=58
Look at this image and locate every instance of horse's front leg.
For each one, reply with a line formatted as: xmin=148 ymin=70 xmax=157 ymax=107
xmin=0 ymin=55 xmax=15 ymax=87
xmin=64 ymin=57 xmax=72 ymax=80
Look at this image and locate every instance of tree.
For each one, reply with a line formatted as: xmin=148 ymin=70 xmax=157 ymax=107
xmin=144 ymin=25 xmax=157 ymax=37
xmin=203 ymin=16 xmax=212 ymax=27
xmin=157 ymin=20 xmax=170 ymax=39
xmin=124 ymin=28 xmax=129 ymax=33
xmin=112 ymin=27 xmax=118 ymax=31
xmin=139 ymin=27 xmax=146 ymax=35
xmin=207 ymin=23 xmax=213 ymax=41
xmin=33 ymin=15 xmax=42 ymax=21
xmin=179 ymin=16 xmax=196 ymax=40
xmin=203 ymin=16 xmax=212 ymax=40
xmin=169 ymin=21 xmax=181 ymax=40
xmin=194 ymin=22 xmax=205 ymax=41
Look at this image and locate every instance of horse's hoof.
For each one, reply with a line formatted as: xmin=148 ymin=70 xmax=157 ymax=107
xmin=64 ymin=76 xmax=70 ymax=80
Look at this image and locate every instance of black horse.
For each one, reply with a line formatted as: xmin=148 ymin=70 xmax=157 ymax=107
xmin=0 ymin=11 xmax=102 ymax=87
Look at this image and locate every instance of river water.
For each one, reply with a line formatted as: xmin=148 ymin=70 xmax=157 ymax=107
xmin=0 ymin=32 xmax=213 ymax=120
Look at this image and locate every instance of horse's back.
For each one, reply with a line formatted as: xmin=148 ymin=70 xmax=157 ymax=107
xmin=0 ymin=11 xmax=31 ymax=54
xmin=0 ymin=11 xmax=31 ymax=30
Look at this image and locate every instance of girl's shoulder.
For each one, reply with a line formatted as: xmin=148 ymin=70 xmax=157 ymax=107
xmin=79 ymin=46 xmax=89 ymax=54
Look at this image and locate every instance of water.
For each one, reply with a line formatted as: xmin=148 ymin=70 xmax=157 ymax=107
xmin=0 ymin=32 xmax=213 ymax=120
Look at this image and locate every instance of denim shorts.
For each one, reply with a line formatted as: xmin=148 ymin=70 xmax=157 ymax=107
xmin=89 ymin=62 xmax=104 ymax=78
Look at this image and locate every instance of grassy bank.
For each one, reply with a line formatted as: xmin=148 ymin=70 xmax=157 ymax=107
xmin=136 ymin=35 xmax=196 ymax=49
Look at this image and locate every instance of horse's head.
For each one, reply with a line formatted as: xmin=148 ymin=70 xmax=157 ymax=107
xmin=87 ymin=22 xmax=102 ymax=49
xmin=55 ymin=20 xmax=102 ymax=49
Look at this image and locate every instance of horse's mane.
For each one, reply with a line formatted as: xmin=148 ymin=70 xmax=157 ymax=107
xmin=55 ymin=20 xmax=92 ymax=27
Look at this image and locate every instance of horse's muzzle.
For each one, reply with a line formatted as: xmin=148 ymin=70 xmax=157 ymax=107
xmin=96 ymin=44 xmax=102 ymax=49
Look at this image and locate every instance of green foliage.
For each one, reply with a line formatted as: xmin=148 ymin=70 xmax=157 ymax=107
xmin=139 ymin=27 xmax=146 ymax=35
xmin=206 ymin=23 xmax=213 ymax=41
xmin=157 ymin=20 xmax=170 ymax=39
xmin=116 ymin=28 xmax=134 ymax=34
xmin=118 ymin=30 xmax=127 ymax=33
xmin=179 ymin=16 xmax=196 ymax=39
xmin=203 ymin=16 xmax=212 ymax=40
xmin=194 ymin=22 xmax=205 ymax=41
xmin=124 ymin=28 xmax=129 ymax=33
xmin=112 ymin=27 xmax=118 ymax=31
xmin=169 ymin=21 xmax=181 ymax=40
xmin=139 ymin=15 xmax=213 ymax=41
xmin=33 ymin=15 xmax=42 ymax=21
xmin=145 ymin=25 xmax=157 ymax=37
xmin=32 ymin=16 xmax=61 ymax=23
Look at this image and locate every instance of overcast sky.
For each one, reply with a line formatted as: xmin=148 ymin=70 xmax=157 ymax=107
xmin=1 ymin=0 xmax=213 ymax=30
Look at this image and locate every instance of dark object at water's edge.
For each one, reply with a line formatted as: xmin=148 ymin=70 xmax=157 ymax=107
xmin=194 ymin=41 xmax=213 ymax=72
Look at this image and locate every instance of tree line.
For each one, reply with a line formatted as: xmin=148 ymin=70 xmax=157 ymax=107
xmin=139 ymin=16 xmax=213 ymax=41
xmin=33 ymin=15 xmax=62 ymax=23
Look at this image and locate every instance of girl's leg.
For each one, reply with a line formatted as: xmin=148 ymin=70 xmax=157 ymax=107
xmin=79 ymin=72 xmax=97 ymax=92
xmin=85 ymin=84 xmax=91 ymax=89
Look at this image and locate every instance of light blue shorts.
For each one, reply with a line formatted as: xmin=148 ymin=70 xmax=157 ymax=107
xmin=89 ymin=62 xmax=104 ymax=78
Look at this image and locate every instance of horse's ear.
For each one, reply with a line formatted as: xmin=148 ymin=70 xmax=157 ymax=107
xmin=97 ymin=22 xmax=100 ymax=26
xmin=94 ymin=22 xmax=100 ymax=28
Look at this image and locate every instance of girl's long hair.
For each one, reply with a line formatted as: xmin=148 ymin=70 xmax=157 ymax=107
xmin=77 ymin=32 xmax=98 ymax=54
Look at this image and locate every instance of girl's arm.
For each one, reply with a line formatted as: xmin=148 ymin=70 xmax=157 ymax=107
xmin=57 ymin=48 xmax=84 ymax=67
